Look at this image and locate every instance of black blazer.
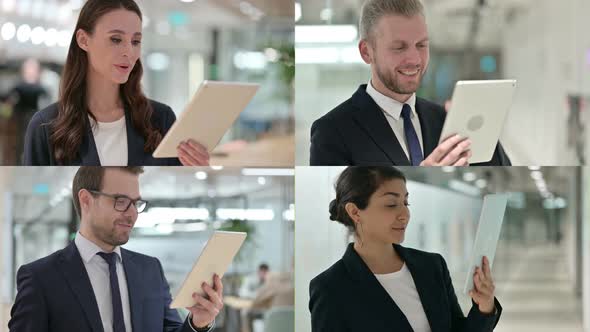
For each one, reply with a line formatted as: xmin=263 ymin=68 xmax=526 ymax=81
xmin=23 ymin=100 xmax=181 ymax=166
xmin=8 ymin=242 xmax=196 ymax=332
xmin=309 ymin=243 xmax=502 ymax=332
xmin=310 ymin=85 xmax=511 ymax=166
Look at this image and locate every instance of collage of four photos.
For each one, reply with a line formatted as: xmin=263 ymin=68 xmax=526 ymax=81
xmin=1 ymin=0 xmax=590 ymax=331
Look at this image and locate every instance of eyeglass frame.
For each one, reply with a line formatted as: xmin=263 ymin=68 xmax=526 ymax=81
xmin=87 ymin=190 xmax=148 ymax=213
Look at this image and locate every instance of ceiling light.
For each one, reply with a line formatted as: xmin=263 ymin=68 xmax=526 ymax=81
xmin=1 ymin=22 xmax=16 ymax=41
xmin=242 ymin=168 xmax=294 ymax=176
xmin=295 ymin=2 xmax=301 ymax=22
xmin=16 ymin=24 xmax=31 ymax=43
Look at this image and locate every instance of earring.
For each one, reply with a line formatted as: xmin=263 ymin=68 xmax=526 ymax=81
xmin=357 ymin=221 xmax=364 ymax=248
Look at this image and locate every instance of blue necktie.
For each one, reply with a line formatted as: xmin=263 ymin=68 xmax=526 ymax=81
xmin=97 ymin=252 xmax=126 ymax=332
xmin=401 ymin=104 xmax=423 ymax=166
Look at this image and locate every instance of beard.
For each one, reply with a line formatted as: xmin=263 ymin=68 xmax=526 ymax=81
xmin=91 ymin=217 xmax=134 ymax=247
xmin=373 ymin=57 xmax=425 ymax=96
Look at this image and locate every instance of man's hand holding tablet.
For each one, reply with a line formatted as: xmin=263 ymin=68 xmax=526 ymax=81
xmin=186 ymin=273 xmax=223 ymax=329
xmin=420 ymin=134 xmax=473 ymax=166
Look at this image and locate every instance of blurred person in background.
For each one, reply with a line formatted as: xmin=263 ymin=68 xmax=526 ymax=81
xmin=309 ymin=166 xmax=501 ymax=331
xmin=246 ymin=271 xmax=294 ymax=332
xmin=9 ymin=166 xmax=223 ymax=332
xmin=23 ymin=0 xmax=210 ymax=166
xmin=239 ymin=263 xmax=270 ymax=332
xmin=309 ymin=0 xmax=511 ymax=167
xmin=5 ymin=58 xmax=48 ymax=164
xmin=239 ymin=263 xmax=270 ymax=299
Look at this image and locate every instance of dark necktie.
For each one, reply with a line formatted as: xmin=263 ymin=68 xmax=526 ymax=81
xmin=401 ymin=104 xmax=424 ymax=166
xmin=97 ymin=252 xmax=126 ymax=332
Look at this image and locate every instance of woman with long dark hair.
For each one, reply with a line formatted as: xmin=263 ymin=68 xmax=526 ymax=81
xmin=24 ymin=0 xmax=209 ymax=166
xmin=309 ymin=166 xmax=502 ymax=332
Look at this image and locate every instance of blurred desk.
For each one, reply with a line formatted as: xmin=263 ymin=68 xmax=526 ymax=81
xmin=0 ymin=117 xmax=18 ymax=165
xmin=224 ymin=296 xmax=253 ymax=310
xmin=210 ymin=135 xmax=294 ymax=167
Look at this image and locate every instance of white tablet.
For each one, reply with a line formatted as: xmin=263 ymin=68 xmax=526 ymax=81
xmin=463 ymin=194 xmax=508 ymax=294
xmin=153 ymin=81 xmax=259 ymax=158
xmin=170 ymin=231 xmax=247 ymax=309
xmin=440 ymin=80 xmax=516 ymax=163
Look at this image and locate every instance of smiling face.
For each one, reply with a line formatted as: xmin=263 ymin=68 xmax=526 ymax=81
xmin=76 ymin=8 xmax=142 ymax=85
xmin=356 ymin=178 xmax=410 ymax=245
xmin=79 ymin=168 xmax=141 ymax=249
xmin=360 ymin=13 xmax=429 ymax=102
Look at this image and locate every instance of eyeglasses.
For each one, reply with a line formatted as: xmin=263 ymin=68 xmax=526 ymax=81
xmin=88 ymin=190 xmax=148 ymax=213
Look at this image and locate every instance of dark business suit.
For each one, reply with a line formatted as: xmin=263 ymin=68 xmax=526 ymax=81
xmin=9 ymin=242 xmax=195 ymax=332
xmin=309 ymin=243 xmax=502 ymax=332
xmin=310 ymin=85 xmax=511 ymax=166
xmin=23 ymin=100 xmax=181 ymax=166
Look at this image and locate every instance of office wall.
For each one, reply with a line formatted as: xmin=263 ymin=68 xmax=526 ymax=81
xmin=294 ymin=65 xmax=369 ymax=164
xmin=0 ymin=171 xmax=12 ymax=329
xmin=0 ymin=174 xmax=5 ymax=330
xmin=294 ymin=167 xmax=484 ymax=332
xmin=584 ymin=167 xmax=590 ymax=332
xmin=501 ymin=0 xmax=590 ymax=165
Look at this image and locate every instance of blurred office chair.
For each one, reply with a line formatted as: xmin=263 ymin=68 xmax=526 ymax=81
xmin=263 ymin=306 xmax=294 ymax=332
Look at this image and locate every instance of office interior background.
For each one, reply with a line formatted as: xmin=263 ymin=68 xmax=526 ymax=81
xmin=0 ymin=166 xmax=295 ymax=332
xmin=295 ymin=0 xmax=590 ymax=166
xmin=295 ymin=166 xmax=590 ymax=332
xmin=0 ymin=0 xmax=295 ymax=166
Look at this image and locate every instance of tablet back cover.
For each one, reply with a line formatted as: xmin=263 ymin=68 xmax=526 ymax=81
xmin=463 ymin=194 xmax=508 ymax=294
xmin=170 ymin=231 xmax=247 ymax=308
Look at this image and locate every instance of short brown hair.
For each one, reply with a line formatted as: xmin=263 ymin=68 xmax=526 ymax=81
xmin=359 ymin=0 xmax=425 ymax=43
xmin=72 ymin=166 xmax=144 ymax=217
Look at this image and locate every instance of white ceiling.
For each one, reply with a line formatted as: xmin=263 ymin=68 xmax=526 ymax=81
xmin=402 ymin=166 xmax=575 ymax=195
xmin=2 ymin=167 xmax=294 ymax=224
xmin=298 ymin=0 xmax=536 ymax=49
xmin=0 ymin=0 xmax=293 ymax=61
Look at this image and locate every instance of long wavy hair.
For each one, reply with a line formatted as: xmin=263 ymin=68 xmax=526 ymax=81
xmin=50 ymin=0 xmax=162 ymax=165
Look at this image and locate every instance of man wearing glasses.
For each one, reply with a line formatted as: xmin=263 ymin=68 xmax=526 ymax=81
xmin=9 ymin=166 xmax=222 ymax=332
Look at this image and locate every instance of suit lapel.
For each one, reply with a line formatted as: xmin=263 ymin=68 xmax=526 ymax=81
xmin=415 ymin=98 xmax=439 ymax=157
xmin=124 ymin=108 xmax=147 ymax=166
xmin=80 ymin=108 xmax=145 ymax=166
xmin=395 ymin=244 xmax=445 ymax=332
xmin=121 ymin=249 xmax=144 ymax=331
xmin=350 ymin=85 xmax=411 ymax=165
xmin=57 ymin=242 xmax=104 ymax=332
xmin=80 ymin=117 xmax=101 ymax=165
xmin=342 ymin=243 xmax=413 ymax=330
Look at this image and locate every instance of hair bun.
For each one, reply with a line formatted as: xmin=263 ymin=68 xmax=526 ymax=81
xmin=328 ymin=198 xmax=339 ymax=221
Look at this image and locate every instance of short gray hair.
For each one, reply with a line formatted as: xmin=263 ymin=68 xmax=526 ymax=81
xmin=359 ymin=0 xmax=425 ymax=42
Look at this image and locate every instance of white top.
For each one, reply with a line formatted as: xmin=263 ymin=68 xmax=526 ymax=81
xmin=366 ymin=81 xmax=424 ymax=159
xmin=238 ymin=273 xmax=263 ymax=299
xmin=74 ymin=232 xmax=133 ymax=332
xmin=90 ymin=116 xmax=128 ymax=166
xmin=374 ymin=264 xmax=432 ymax=332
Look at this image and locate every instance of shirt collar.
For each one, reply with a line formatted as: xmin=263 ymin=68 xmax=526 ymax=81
xmin=366 ymin=79 xmax=417 ymax=121
xmin=75 ymin=231 xmax=122 ymax=264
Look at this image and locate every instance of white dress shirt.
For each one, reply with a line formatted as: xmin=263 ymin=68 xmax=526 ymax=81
xmin=75 ymin=232 xmax=133 ymax=332
xmin=374 ymin=264 xmax=432 ymax=332
xmin=90 ymin=116 xmax=128 ymax=166
xmin=366 ymin=81 xmax=425 ymax=160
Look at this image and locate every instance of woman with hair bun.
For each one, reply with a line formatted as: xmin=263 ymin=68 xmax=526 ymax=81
xmin=310 ymin=166 xmax=502 ymax=332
